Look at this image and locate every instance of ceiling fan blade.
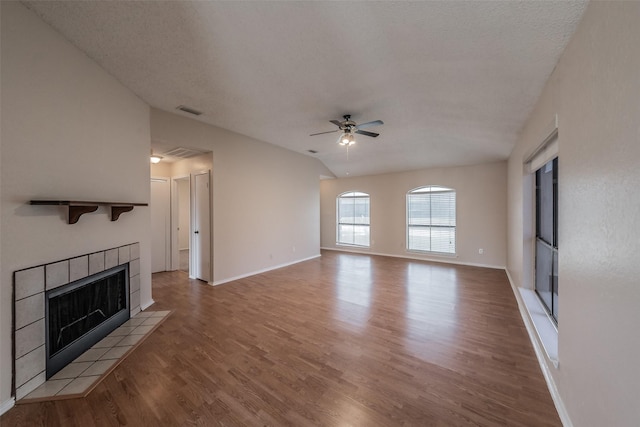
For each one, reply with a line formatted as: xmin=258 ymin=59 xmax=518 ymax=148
xmin=355 ymin=129 xmax=379 ymax=138
xmin=330 ymin=120 xmax=343 ymax=127
xmin=310 ymin=129 xmax=340 ymax=136
xmin=356 ymin=120 xmax=384 ymax=129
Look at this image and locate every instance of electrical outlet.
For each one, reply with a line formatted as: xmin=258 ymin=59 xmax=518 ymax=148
xmin=479 ymin=248 xmax=484 ymax=254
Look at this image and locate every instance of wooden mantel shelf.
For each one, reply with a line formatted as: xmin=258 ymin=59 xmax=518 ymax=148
xmin=30 ymin=200 xmax=148 ymax=224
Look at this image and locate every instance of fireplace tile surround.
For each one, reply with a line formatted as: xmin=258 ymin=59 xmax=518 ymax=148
xmin=13 ymin=243 xmax=141 ymax=400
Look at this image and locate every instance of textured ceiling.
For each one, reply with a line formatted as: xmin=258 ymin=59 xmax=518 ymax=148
xmin=23 ymin=1 xmax=587 ymax=178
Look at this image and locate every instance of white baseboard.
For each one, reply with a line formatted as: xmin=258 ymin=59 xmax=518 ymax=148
xmin=505 ymin=269 xmax=572 ymax=427
xmin=210 ymin=254 xmax=321 ymax=286
xmin=0 ymin=397 xmax=15 ymax=416
xmin=320 ymin=247 xmax=505 ymax=270
xmin=140 ymin=299 xmax=155 ymax=311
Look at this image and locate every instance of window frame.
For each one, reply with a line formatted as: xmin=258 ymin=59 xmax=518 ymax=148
xmin=534 ymin=157 xmax=559 ymax=323
xmin=336 ymin=191 xmax=371 ymax=248
xmin=406 ymin=185 xmax=457 ymax=255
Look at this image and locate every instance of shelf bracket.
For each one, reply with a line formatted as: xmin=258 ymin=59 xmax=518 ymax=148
xmin=111 ymin=206 xmax=134 ymax=222
xmin=68 ymin=205 xmax=99 ymax=224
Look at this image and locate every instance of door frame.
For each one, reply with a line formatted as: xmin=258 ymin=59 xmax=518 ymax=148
xmin=169 ymin=170 xmax=212 ymax=283
xmin=151 ymin=176 xmax=171 ymax=272
xmin=170 ymin=175 xmax=191 ymax=272
xmin=191 ymin=170 xmax=212 ymax=283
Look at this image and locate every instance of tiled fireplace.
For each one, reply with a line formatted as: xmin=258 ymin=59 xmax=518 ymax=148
xmin=13 ymin=243 xmax=141 ymax=400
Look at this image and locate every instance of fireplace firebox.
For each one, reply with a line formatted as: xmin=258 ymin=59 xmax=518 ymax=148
xmin=46 ymin=264 xmax=130 ymax=378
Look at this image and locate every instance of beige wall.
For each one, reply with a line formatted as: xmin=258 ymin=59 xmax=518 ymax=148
xmin=0 ymin=2 xmax=152 ymax=405
xmin=507 ymin=2 xmax=640 ymax=425
xmin=321 ymin=162 xmax=507 ymax=268
xmin=151 ymin=109 xmax=328 ymax=283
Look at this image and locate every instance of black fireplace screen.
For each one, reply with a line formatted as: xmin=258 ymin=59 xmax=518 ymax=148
xmin=46 ymin=264 xmax=129 ymax=377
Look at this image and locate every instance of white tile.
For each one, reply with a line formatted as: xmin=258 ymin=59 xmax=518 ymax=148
xmin=73 ymin=348 xmax=109 ymax=363
xmin=69 ymin=256 xmax=89 ymax=282
xmin=15 ymin=345 xmax=45 ymax=387
xmin=89 ymin=252 xmax=105 ymax=275
xmin=99 ymin=346 xmax=132 ymax=360
xmin=122 ymin=318 xmax=145 ymax=327
xmin=105 ymin=249 xmax=118 ymax=269
xmin=57 ymin=376 xmax=100 ymax=396
xmin=129 ymin=274 xmax=140 ymax=293
xmin=15 ymin=266 xmax=44 ymax=300
xmin=142 ymin=316 xmax=163 ymax=326
xmin=15 ymin=293 xmax=44 ymax=330
xmin=108 ymin=326 xmax=137 ymax=337
xmin=131 ymin=325 xmax=155 ymax=335
xmin=16 ymin=371 xmax=46 ymax=400
xmin=15 ymin=319 xmax=45 ymax=358
xmin=118 ymin=246 xmax=130 ymax=265
xmin=45 ymin=260 xmax=69 ymax=291
xmin=129 ymin=258 xmax=140 ymax=277
xmin=115 ymin=334 xmax=144 ymax=347
xmin=135 ymin=311 xmax=154 ymax=318
xmin=91 ymin=336 xmax=124 ymax=348
xmin=130 ymin=290 xmax=140 ymax=310
xmin=150 ymin=310 xmax=171 ymax=318
xmin=80 ymin=359 xmax=117 ymax=377
xmin=50 ymin=361 xmax=93 ymax=380
xmin=25 ymin=379 xmax=72 ymax=399
xmin=130 ymin=242 xmax=140 ymax=260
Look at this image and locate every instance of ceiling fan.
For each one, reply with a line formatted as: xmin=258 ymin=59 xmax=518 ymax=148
xmin=310 ymin=115 xmax=383 ymax=146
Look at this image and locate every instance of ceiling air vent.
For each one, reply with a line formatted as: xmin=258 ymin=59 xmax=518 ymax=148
xmin=162 ymin=147 xmax=208 ymax=159
xmin=176 ymin=105 xmax=203 ymax=116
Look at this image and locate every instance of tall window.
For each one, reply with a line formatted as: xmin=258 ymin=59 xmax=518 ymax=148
xmin=407 ymin=186 xmax=456 ymax=254
xmin=535 ymin=157 xmax=558 ymax=322
xmin=337 ymin=192 xmax=370 ymax=247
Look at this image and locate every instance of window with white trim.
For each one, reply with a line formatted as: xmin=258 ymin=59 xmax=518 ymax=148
xmin=337 ymin=191 xmax=370 ymax=247
xmin=407 ymin=186 xmax=456 ymax=254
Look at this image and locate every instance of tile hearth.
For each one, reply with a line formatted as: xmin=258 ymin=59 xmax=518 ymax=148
xmin=13 ymin=243 xmax=141 ymax=399
xmin=19 ymin=310 xmax=171 ymax=402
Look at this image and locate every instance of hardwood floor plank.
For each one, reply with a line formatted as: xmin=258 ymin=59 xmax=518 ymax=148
xmin=1 ymin=251 xmax=560 ymax=426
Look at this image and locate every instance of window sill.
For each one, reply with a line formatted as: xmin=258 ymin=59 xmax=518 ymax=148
xmin=405 ymin=250 xmax=457 ymax=258
xmin=519 ymin=288 xmax=558 ymax=367
xmin=336 ymin=243 xmax=370 ymax=249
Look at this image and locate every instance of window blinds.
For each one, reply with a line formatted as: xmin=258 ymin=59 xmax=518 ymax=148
xmin=407 ymin=186 xmax=456 ymax=254
xmin=337 ymin=192 xmax=370 ymax=247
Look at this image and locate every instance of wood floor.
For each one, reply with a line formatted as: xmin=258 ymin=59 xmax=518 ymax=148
xmin=2 ymin=251 xmax=560 ymax=426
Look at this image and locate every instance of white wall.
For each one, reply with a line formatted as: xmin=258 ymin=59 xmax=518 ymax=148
xmin=151 ymin=108 xmax=329 ymax=283
xmin=321 ymin=162 xmax=507 ymax=268
xmin=0 ymin=2 xmax=152 ymax=405
xmin=507 ymin=2 xmax=640 ymax=425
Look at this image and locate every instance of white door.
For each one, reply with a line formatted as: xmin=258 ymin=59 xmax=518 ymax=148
xmin=193 ymin=172 xmax=211 ymax=281
xmin=151 ymin=178 xmax=171 ymax=273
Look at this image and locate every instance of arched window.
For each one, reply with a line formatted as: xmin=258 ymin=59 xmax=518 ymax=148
xmin=407 ymin=186 xmax=456 ymax=254
xmin=337 ymin=191 xmax=370 ymax=247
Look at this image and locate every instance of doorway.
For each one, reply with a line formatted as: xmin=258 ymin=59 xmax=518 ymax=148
xmin=168 ymin=170 xmax=211 ymax=282
xmin=192 ymin=171 xmax=211 ymax=282
xmin=173 ymin=176 xmax=191 ymax=274
xmin=150 ymin=177 xmax=171 ymax=273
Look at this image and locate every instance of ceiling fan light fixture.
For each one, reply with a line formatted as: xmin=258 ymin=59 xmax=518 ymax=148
xmin=339 ymin=132 xmax=355 ymax=146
